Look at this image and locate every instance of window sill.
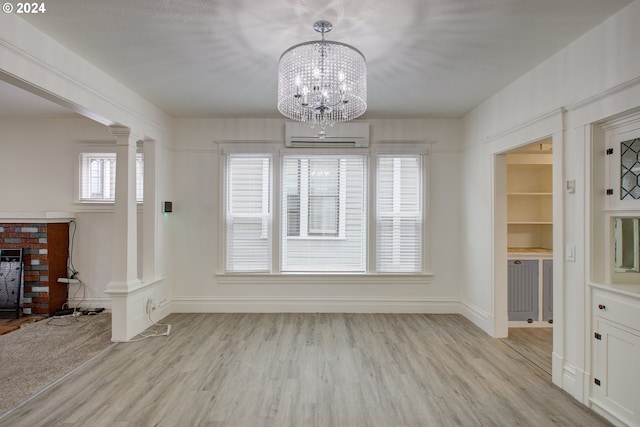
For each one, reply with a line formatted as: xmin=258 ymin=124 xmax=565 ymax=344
xmin=215 ymin=272 xmax=433 ymax=286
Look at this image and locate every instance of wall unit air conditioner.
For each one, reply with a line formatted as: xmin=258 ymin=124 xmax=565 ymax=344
xmin=285 ymin=122 xmax=369 ymax=148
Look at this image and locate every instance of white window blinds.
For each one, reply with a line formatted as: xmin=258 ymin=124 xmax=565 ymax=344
xmin=225 ymin=154 xmax=272 ymax=272
xmin=376 ymin=155 xmax=423 ymax=272
xmin=282 ymin=154 xmax=366 ymax=272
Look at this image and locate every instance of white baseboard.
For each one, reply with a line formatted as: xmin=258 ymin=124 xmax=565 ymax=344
xmin=552 ymin=351 xmax=564 ymax=387
xmin=170 ymin=296 xmax=461 ymax=314
xmin=590 ymin=399 xmax=631 ymax=427
xmin=561 ymin=362 xmax=587 ymax=402
xmin=459 ymin=300 xmax=492 ymax=335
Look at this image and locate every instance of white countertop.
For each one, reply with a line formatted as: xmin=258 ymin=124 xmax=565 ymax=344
xmin=591 ymin=282 xmax=640 ymax=298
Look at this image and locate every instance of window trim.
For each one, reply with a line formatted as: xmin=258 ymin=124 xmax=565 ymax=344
xmin=224 ymin=153 xmax=273 ymax=272
xmin=374 ymin=154 xmax=424 ymax=273
xmin=370 ymin=142 xmax=432 ymax=275
xmin=217 ymin=141 xmax=433 ymax=276
xmin=75 ymin=143 xmax=144 ymax=204
xmin=218 ymin=142 xmax=280 ymax=273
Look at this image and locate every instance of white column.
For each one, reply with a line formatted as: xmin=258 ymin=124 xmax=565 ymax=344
xmin=105 ymin=126 xmax=142 ymax=341
xmin=106 ymin=126 xmax=141 ymax=291
xmin=142 ymin=138 xmax=157 ymax=283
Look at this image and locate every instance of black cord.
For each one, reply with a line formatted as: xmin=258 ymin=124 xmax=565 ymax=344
xmin=68 ymin=219 xmax=78 ymax=278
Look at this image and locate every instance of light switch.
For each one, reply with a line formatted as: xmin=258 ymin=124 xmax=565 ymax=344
xmin=565 ymin=244 xmax=576 ymax=262
xmin=566 ymin=180 xmax=576 ymax=193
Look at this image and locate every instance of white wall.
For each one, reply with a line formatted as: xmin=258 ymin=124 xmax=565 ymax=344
xmin=461 ymin=0 xmax=640 ymax=402
xmin=0 ymin=117 xmax=115 ymax=306
xmin=0 ymin=118 xmax=174 ymax=314
xmin=170 ymin=117 xmax=463 ymax=312
xmin=1 ymin=12 xmax=175 ymax=339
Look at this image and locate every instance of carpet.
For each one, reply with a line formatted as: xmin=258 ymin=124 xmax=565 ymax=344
xmin=0 ymin=312 xmax=112 ymax=414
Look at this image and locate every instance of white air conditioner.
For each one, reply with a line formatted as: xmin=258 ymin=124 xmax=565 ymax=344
xmin=285 ymin=122 xmax=369 ymax=148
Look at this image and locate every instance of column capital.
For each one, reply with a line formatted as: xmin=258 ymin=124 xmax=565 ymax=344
xmin=109 ymin=125 xmax=143 ymax=144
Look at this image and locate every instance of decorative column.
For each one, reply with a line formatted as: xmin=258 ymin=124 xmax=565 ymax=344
xmin=142 ymin=139 xmax=157 ymax=283
xmin=105 ymin=126 xmax=142 ymax=341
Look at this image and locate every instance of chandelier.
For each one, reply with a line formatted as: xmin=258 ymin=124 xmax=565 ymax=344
xmin=278 ymin=20 xmax=367 ymax=138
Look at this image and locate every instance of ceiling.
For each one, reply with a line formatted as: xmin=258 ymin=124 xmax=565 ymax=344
xmin=4 ymin=0 xmax=634 ymax=119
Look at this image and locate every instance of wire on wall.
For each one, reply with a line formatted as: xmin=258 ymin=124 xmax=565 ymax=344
xmin=128 ymin=300 xmax=171 ymax=342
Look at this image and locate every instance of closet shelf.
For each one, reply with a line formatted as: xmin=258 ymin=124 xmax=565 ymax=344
xmin=508 ymin=221 xmax=553 ymax=225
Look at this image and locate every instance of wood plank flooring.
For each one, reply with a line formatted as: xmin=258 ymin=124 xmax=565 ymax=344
xmin=501 ymin=328 xmax=553 ymax=376
xmin=0 ymin=315 xmax=45 ymax=336
xmin=0 ymin=314 xmax=609 ymax=427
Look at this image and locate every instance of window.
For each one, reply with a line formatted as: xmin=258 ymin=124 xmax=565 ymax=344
xmin=222 ymin=147 xmax=426 ymax=275
xmin=79 ymin=152 xmax=144 ymax=202
xmin=376 ymin=155 xmax=423 ymax=273
xmin=282 ymin=155 xmax=366 ymax=272
xmin=225 ymin=154 xmax=272 ymax=272
xmin=285 ymin=158 xmax=345 ymax=237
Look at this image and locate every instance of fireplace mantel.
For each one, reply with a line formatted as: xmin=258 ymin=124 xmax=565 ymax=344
xmin=0 ymin=212 xmax=75 ymax=223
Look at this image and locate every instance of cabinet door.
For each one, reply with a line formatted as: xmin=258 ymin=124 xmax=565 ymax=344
xmin=508 ymin=260 xmax=539 ymax=321
xmin=593 ymin=319 xmax=640 ymax=426
xmin=542 ymin=260 xmax=553 ymax=322
xmin=605 ymin=116 xmax=640 ymax=210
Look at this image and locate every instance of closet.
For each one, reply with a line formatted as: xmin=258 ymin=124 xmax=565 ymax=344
xmin=507 ymin=140 xmax=553 ymax=324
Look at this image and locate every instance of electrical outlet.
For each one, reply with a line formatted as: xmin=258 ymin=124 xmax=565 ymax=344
xmin=149 ymin=294 xmax=158 ymax=311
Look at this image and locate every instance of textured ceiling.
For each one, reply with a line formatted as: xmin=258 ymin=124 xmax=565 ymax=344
xmin=9 ymin=0 xmax=634 ymax=118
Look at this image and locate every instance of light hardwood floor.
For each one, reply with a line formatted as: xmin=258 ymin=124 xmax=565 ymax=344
xmin=501 ymin=327 xmax=553 ymax=376
xmin=0 ymin=314 xmax=609 ymax=426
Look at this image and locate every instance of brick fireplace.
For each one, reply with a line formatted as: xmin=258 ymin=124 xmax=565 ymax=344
xmin=0 ymin=220 xmax=70 ymax=316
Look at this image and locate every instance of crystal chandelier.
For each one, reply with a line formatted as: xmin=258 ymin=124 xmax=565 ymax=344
xmin=278 ymin=20 xmax=367 ymax=138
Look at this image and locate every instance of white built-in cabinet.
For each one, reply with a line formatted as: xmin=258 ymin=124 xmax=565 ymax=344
xmin=590 ymin=112 xmax=640 ymax=426
xmin=590 ymin=286 xmax=640 ymax=427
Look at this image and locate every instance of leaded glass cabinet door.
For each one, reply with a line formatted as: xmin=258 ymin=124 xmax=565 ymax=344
xmin=605 ymin=119 xmax=640 ymax=210
xmin=620 ymin=138 xmax=640 ymax=200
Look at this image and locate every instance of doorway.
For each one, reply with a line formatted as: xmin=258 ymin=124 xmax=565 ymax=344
xmin=505 ymin=140 xmax=553 ymax=326
xmin=495 ymin=137 xmax=555 ymax=376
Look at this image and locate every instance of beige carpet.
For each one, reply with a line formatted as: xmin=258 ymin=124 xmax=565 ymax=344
xmin=0 ymin=312 xmax=112 ymax=414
